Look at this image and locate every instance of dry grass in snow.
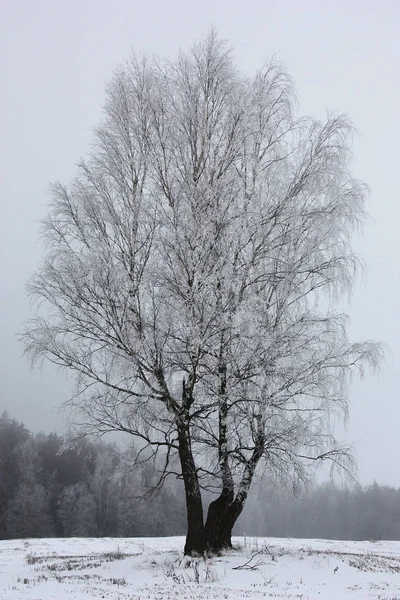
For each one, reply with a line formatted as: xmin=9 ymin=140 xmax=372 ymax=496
xmin=1 ymin=536 xmax=400 ymax=599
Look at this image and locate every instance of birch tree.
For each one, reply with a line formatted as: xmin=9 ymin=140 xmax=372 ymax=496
xmin=23 ymin=31 xmax=382 ymax=554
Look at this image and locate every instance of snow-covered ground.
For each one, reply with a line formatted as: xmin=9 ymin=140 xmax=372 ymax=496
xmin=0 ymin=535 xmax=400 ymax=599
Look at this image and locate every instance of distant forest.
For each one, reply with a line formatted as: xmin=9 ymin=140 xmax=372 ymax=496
xmin=1 ymin=411 xmax=399 ymax=541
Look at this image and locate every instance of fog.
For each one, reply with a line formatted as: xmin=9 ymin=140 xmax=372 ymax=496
xmin=1 ymin=0 xmax=399 ymax=485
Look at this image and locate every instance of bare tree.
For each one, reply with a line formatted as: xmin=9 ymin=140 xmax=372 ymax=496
xmin=22 ymin=31 xmax=383 ymax=555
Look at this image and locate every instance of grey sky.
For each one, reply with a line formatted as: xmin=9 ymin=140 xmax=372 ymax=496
xmin=1 ymin=0 xmax=399 ymax=485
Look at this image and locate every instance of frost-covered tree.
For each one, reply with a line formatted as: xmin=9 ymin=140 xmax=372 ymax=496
xmin=4 ymin=440 xmax=55 ymax=538
xmin=0 ymin=413 xmax=30 ymax=537
xmin=88 ymin=445 xmax=120 ymax=536
xmin=23 ymin=31 xmax=382 ymax=554
xmin=58 ymin=483 xmax=97 ymax=537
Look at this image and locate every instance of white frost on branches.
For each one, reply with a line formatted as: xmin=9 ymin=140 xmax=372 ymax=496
xmin=23 ymin=31 xmax=383 ymax=495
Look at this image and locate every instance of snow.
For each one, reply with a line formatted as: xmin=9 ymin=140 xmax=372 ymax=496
xmin=0 ymin=536 xmax=399 ymax=599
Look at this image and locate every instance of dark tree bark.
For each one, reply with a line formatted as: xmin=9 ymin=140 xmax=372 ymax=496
xmin=204 ymin=491 xmax=234 ymax=551
xmin=204 ymin=417 xmax=265 ymax=552
xmin=204 ymin=490 xmax=248 ymax=552
xmin=177 ymin=384 xmax=207 ymax=555
xmin=213 ymin=498 xmax=245 ymax=549
xmin=201 ymin=344 xmax=265 ymax=553
xmin=203 ymin=344 xmax=238 ymax=551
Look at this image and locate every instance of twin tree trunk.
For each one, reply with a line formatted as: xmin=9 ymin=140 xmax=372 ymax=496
xmin=177 ymin=414 xmax=252 ymax=555
xmin=177 ymin=374 xmax=260 ymax=555
xmin=181 ymin=475 xmax=245 ymax=555
xmin=181 ymin=474 xmax=247 ymax=555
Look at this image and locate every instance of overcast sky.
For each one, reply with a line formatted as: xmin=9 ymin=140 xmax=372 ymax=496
xmin=1 ymin=0 xmax=399 ymax=486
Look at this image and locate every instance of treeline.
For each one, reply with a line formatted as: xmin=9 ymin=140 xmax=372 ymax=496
xmin=240 ymin=481 xmax=400 ymax=541
xmin=0 ymin=412 xmax=186 ymax=539
xmin=1 ymin=411 xmax=399 ymax=541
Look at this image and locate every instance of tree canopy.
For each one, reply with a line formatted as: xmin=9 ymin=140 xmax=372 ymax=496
xmin=23 ymin=31 xmax=382 ymax=554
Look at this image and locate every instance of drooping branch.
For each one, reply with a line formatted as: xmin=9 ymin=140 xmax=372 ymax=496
xmin=22 ymin=30 xmax=383 ymax=554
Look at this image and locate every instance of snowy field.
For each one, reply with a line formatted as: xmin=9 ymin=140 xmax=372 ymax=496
xmin=1 ymin=536 xmax=400 ymax=600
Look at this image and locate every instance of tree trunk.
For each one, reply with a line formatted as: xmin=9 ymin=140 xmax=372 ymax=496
xmin=205 ymin=346 xmax=238 ymax=552
xmin=204 ymin=438 xmax=264 ymax=552
xmin=176 ymin=419 xmax=207 ymax=555
xmin=204 ymin=494 xmax=245 ymax=552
